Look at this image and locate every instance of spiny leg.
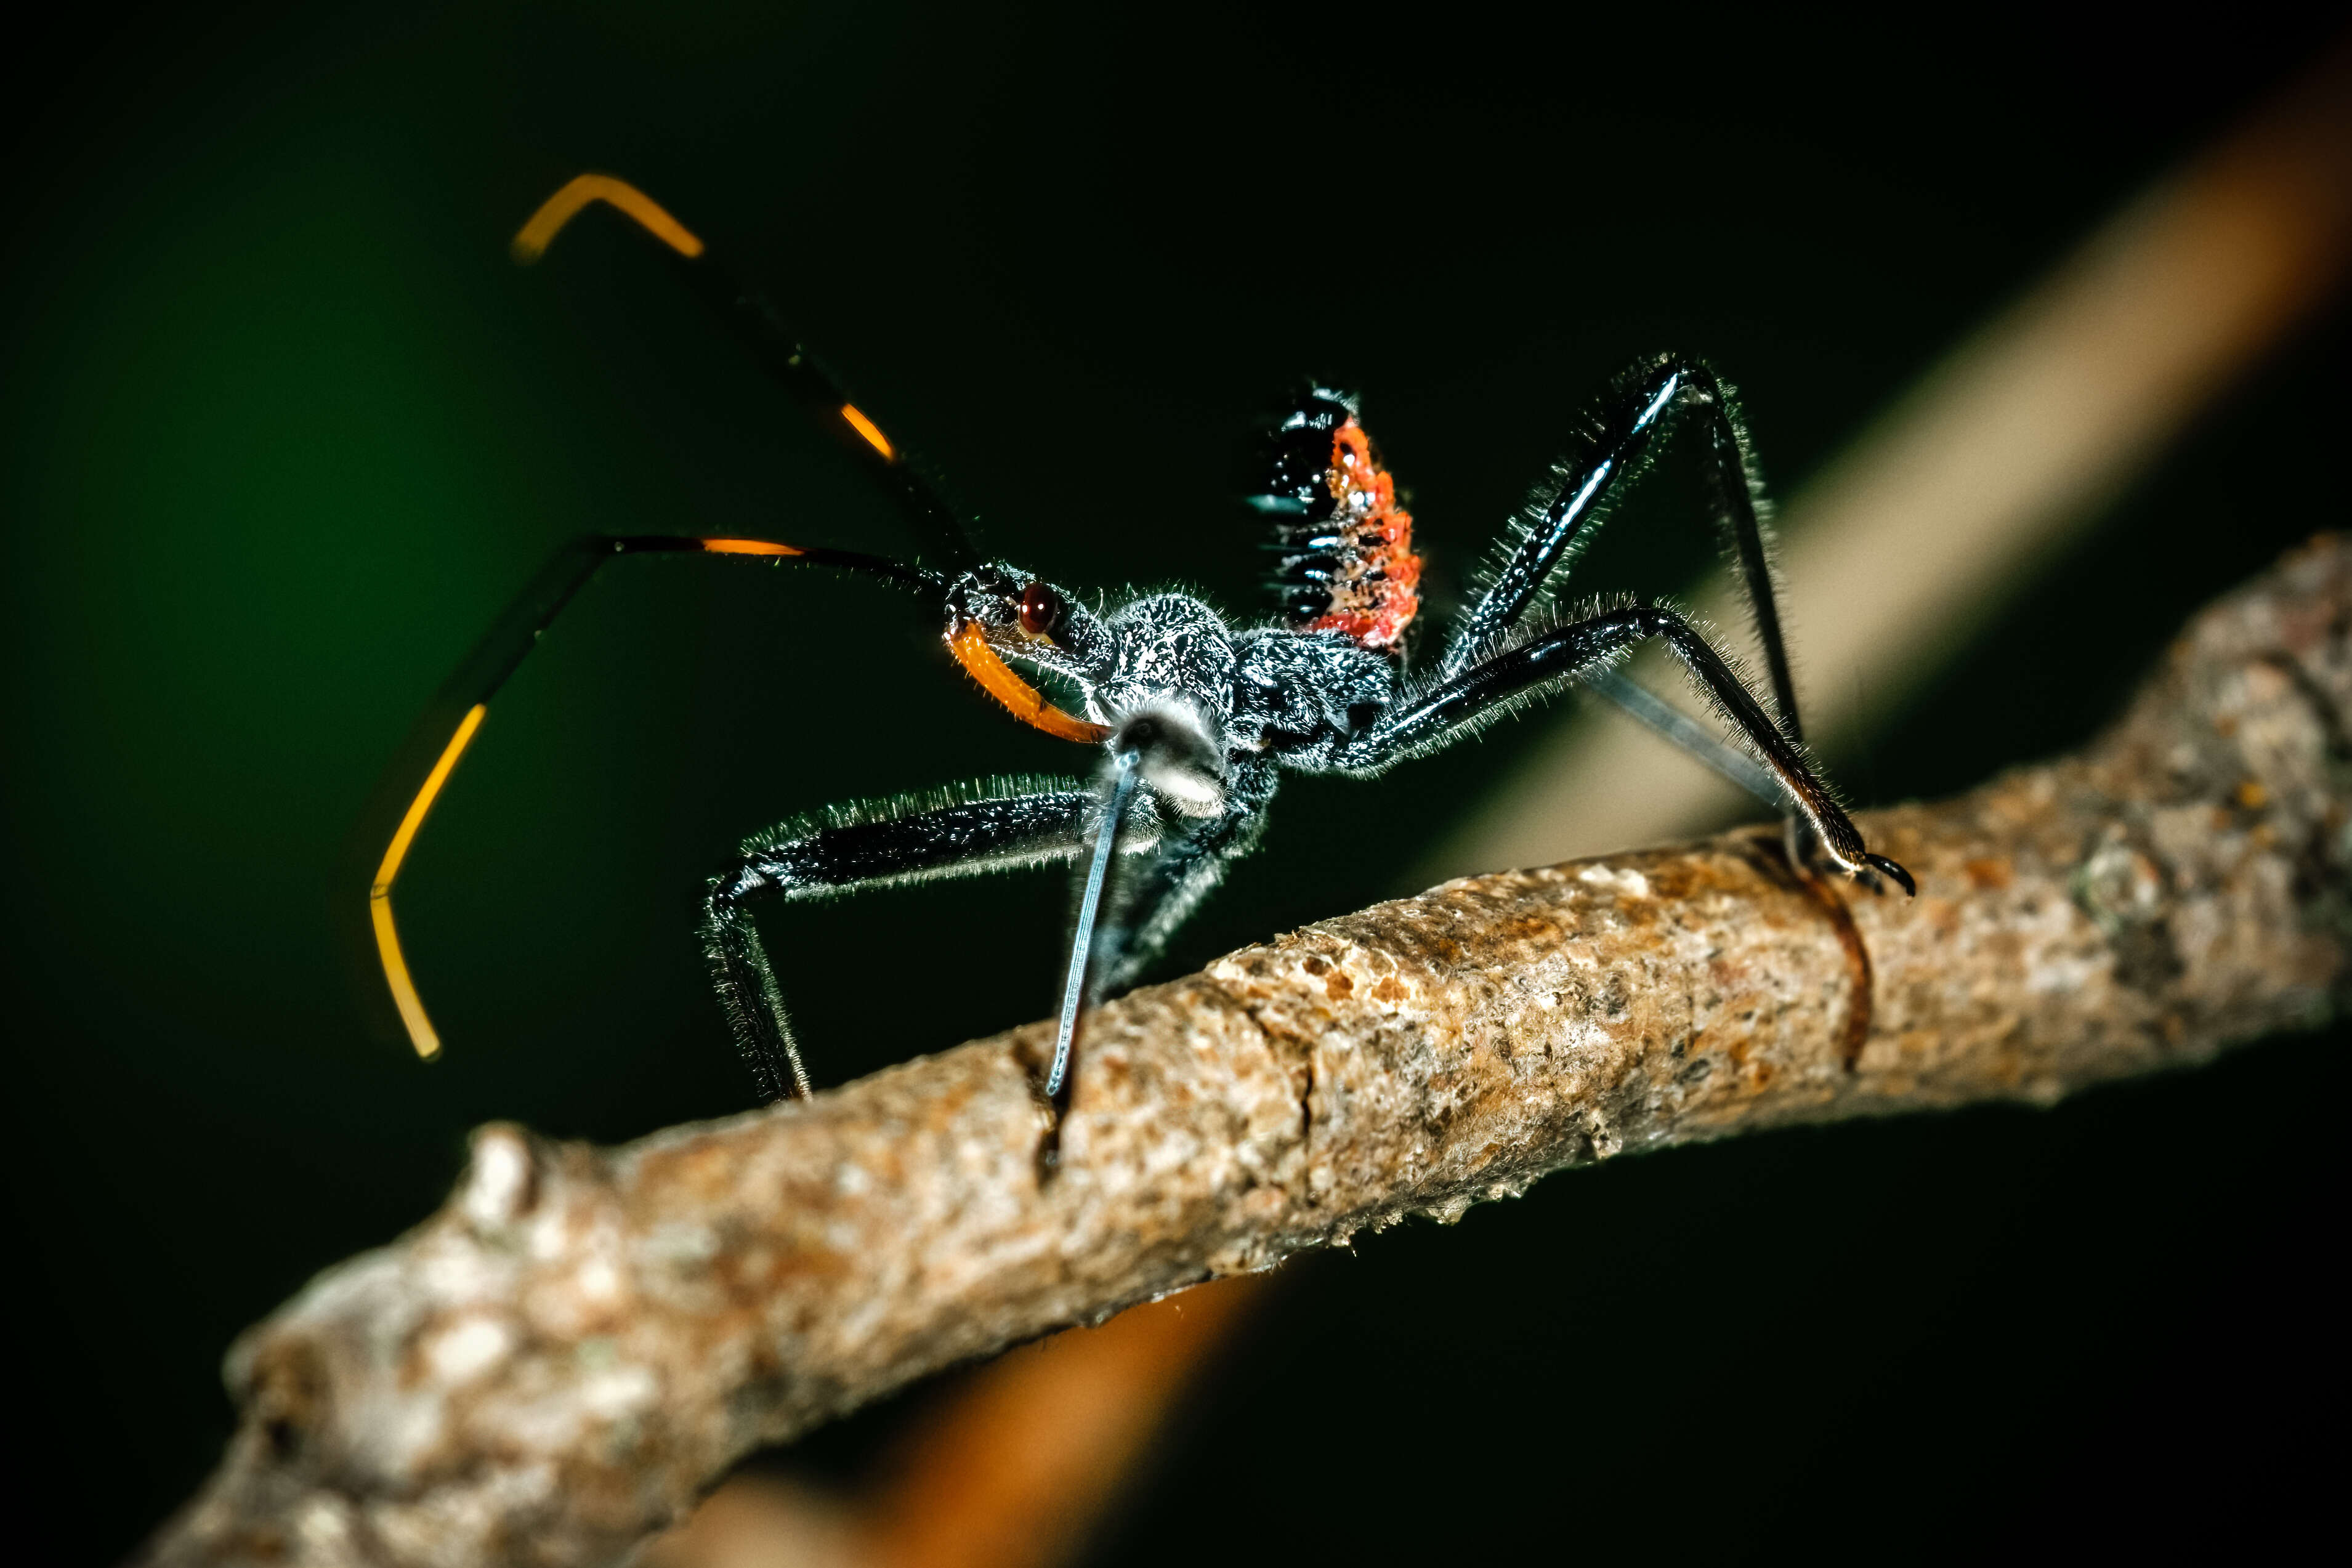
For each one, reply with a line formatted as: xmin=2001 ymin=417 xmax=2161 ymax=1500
xmin=1096 ymin=794 xmax=1269 ymax=999
xmin=1441 ymin=354 xmax=1803 ymax=743
xmin=704 ymin=785 xmax=1110 ymax=1101
xmin=513 ymin=173 xmax=979 ymax=572
xmin=706 ymin=746 xmax=1240 ymax=1115
xmin=1581 ymin=664 xmax=1853 ymax=882
xmin=1580 ymin=666 xmax=1782 ymax=806
xmin=1349 ymin=604 xmax=1912 ymax=892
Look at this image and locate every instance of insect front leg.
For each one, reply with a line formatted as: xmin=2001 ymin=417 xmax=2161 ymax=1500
xmin=1042 ymin=709 xmax=1274 ymax=1126
xmin=702 ymin=785 xmax=1105 ymax=1101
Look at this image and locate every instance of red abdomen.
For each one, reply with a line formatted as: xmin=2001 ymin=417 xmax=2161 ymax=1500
xmin=1255 ymin=390 xmax=1423 ymax=654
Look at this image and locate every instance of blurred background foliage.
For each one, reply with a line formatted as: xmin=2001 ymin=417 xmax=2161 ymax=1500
xmin=2 ymin=4 xmax=2344 ymax=1561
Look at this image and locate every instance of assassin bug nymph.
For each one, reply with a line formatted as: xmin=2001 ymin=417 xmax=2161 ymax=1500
xmin=362 ymin=174 xmax=1914 ymax=1126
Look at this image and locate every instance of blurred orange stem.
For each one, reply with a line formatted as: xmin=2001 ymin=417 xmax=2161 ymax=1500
xmin=862 ymin=1276 xmax=1270 ymax=1568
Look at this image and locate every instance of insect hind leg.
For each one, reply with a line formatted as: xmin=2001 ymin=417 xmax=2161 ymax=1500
xmin=1348 ymin=601 xmax=1912 ymax=894
xmin=1442 ymin=354 xmax=1803 ymax=740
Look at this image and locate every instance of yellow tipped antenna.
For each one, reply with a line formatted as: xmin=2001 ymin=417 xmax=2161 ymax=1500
xmin=510 ymin=177 xmax=910 ymax=474
xmin=511 ymin=174 xmax=706 ymax=265
xmin=362 ymin=176 xmax=991 ymax=1063
xmin=370 ymin=704 xmax=487 ymax=1058
xmin=838 ymin=402 xmax=897 ymax=461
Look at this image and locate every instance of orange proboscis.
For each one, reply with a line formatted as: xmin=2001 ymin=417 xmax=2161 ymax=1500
xmin=511 ymin=174 xmax=706 ymax=265
xmin=947 ymin=624 xmax=1112 ymax=745
xmin=698 ymin=538 xmax=804 ymax=557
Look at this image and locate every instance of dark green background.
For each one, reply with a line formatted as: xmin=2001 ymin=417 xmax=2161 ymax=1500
xmin=4 ymin=5 xmax=2343 ymax=1561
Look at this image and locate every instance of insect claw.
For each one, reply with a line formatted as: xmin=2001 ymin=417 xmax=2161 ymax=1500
xmin=1033 ymin=1087 xmax=1067 ymax=1180
xmin=1863 ymin=853 xmax=1917 ymax=897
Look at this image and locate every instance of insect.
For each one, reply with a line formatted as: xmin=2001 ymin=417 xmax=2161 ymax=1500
xmin=362 ymin=174 xmax=1913 ymax=1124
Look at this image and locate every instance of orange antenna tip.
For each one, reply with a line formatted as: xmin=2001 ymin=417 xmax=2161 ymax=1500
xmin=839 ymin=403 xmax=896 ymax=461
xmin=371 ymin=703 xmax=488 ymax=1060
xmin=511 ymin=174 xmax=706 ymax=265
xmin=698 ymin=538 xmax=805 ymax=557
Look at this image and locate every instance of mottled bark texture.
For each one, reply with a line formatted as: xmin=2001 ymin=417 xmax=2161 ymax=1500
xmin=143 ymin=538 xmax=2352 ymax=1567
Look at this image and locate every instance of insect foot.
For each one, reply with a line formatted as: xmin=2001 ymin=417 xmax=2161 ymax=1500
xmin=1864 ymin=852 xmax=1918 ymax=897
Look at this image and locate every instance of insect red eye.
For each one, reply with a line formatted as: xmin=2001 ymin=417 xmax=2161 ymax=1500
xmin=1018 ymin=581 xmax=1064 ymax=637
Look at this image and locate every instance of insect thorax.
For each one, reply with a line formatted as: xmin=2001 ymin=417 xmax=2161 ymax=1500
xmin=1088 ymin=592 xmax=1393 ymax=774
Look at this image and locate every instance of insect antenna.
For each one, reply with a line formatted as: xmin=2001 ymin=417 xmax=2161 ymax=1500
xmin=513 ymin=174 xmax=981 ymax=573
xmin=346 ymin=535 xmax=935 ymax=1061
xmin=350 ymin=175 xmax=1126 ymax=1065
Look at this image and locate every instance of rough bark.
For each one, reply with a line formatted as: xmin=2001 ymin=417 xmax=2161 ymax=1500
xmin=141 ymin=538 xmax=2352 ymax=1568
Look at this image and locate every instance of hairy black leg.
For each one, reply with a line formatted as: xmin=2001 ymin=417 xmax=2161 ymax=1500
xmin=1583 ymin=668 xmax=1855 ymax=885
xmin=1440 ymin=354 xmax=1801 ymax=742
xmin=1583 ymin=666 xmax=1783 ymax=807
xmin=703 ymin=785 xmax=1110 ymax=1101
xmin=514 ymin=174 xmax=979 ymax=571
xmin=1098 ymin=795 xmax=1271 ymax=996
xmin=1348 ymin=605 xmax=1911 ymax=892
xmin=354 ymin=532 xmax=933 ymax=1061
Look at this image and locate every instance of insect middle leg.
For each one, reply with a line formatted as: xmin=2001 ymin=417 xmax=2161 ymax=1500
xmin=1043 ymin=759 xmax=1275 ymax=1112
xmin=703 ymin=784 xmax=1123 ymax=1102
xmin=1346 ymin=604 xmax=1910 ymax=891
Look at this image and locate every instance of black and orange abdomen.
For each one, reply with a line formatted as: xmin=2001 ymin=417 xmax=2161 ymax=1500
xmin=1254 ymin=389 xmax=1422 ymax=653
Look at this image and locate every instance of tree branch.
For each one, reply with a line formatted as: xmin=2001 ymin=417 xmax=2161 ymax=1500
xmin=142 ymin=538 xmax=2352 ymax=1568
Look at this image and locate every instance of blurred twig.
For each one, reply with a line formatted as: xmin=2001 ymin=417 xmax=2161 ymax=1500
xmin=857 ymin=1274 xmax=1264 ymax=1568
xmin=141 ymin=536 xmax=2352 ymax=1568
xmin=637 ymin=1277 xmax=1265 ymax=1568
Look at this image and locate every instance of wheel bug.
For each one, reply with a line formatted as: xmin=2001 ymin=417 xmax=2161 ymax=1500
xmin=362 ymin=174 xmax=1913 ymax=1125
